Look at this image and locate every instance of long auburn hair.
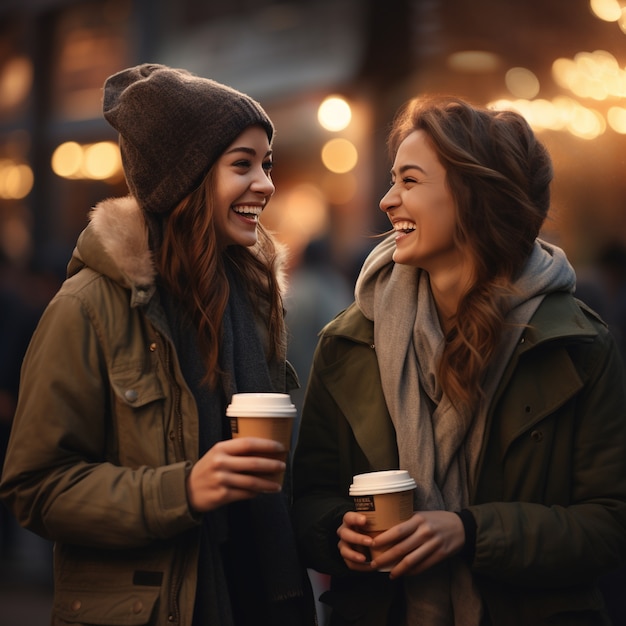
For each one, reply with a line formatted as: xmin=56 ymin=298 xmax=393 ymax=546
xmin=154 ymin=167 xmax=285 ymax=390
xmin=387 ymin=96 xmax=552 ymax=412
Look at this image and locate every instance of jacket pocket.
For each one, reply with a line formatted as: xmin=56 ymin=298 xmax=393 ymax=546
xmin=109 ymin=362 xmax=166 ymax=409
xmin=108 ymin=363 xmax=167 ymax=467
xmin=53 ymin=585 xmax=160 ymax=626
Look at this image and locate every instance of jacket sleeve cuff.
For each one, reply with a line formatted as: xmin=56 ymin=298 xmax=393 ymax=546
xmin=455 ymin=509 xmax=477 ymax=565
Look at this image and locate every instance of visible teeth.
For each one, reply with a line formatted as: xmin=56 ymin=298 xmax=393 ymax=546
xmin=394 ymin=221 xmax=416 ymax=233
xmin=233 ymin=205 xmax=263 ymax=218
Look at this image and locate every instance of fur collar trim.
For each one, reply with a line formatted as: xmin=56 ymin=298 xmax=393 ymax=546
xmin=88 ymin=195 xmax=156 ymax=288
xmin=84 ymin=195 xmax=289 ymax=295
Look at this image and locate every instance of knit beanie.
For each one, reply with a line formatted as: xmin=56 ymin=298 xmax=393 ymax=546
xmin=102 ymin=63 xmax=274 ymax=214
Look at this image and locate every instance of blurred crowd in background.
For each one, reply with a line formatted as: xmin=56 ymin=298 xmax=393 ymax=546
xmin=1 ymin=0 xmax=626 ymax=623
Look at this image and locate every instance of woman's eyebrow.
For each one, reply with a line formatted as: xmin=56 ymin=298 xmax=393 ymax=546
xmin=391 ymin=163 xmax=427 ymax=177
xmin=225 ymin=146 xmax=273 ymax=158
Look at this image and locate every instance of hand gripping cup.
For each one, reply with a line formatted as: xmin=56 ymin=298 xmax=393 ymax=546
xmin=349 ymin=470 xmax=416 ymax=566
xmin=226 ymin=393 xmax=297 ymax=485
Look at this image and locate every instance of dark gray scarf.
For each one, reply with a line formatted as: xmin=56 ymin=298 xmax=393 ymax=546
xmin=161 ymin=262 xmax=312 ymax=626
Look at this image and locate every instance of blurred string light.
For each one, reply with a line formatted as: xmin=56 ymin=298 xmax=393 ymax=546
xmin=0 ymin=159 xmax=34 ymax=199
xmin=589 ymin=0 xmax=626 ymax=37
xmin=492 ymin=50 xmax=626 ymax=139
xmin=321 ymin=138 xmax=358 ymax=174
xmin=0 ymin=56 xmax=33 ymax=112
xmin=318 ymin=95 xmax=352 ymax=131
xmin=490 ymin=97 xmax=606 ymax=140
xmin=447 ymin=50 xmax=501 ymax=73
xmin=607 ymin=106 xmax=626 ymax=132
xmin=51 ymin=141 xmax=122 ymax=180
xmin=590 ymin=0 xmax=623 ymax=22
xmin=552 ymin=50 xmax=626 ymax=99
xmin=505 ymin=67 xmax=540 ymax=99
xmin=317 ymin=95 xmax=359 ymax=175
xmin=490 ymin=0 xmax=626 ymax=139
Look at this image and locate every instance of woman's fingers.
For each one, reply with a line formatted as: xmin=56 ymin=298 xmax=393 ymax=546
xmin=369 ymin=511 xmax=465 ymax=577
xmin=337 ymin=511 xmax=375 ymax=571
xmin=186 ymin=437 xmax=287 ymax=512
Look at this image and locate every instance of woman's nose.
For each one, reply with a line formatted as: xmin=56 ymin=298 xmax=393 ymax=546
xmin=379 ymin=186 xmax=397 ymax=213
xmin=253 ymin=171 xmax=275 ymax=197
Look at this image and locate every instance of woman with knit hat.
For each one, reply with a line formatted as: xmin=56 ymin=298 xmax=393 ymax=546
xmin=0 ymin=64 xmax=315 ymax=626
xmin=291 ymin=96 xmax=626 ymax=625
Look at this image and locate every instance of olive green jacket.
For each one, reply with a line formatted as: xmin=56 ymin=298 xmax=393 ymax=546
xmin=292 ymin=294 xmax=626 ymax=626
xmin=0 ymin=197 xmax=298 ymax=626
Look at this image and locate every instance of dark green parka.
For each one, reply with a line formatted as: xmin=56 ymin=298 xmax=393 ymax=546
xmin=292 ymin=293 xmax=626 ymax=626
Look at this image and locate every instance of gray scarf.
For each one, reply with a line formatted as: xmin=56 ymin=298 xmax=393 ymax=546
xmin=160 ymin=263 xmax=312 ymax=626
xmin=355 ymin=236 xmax=576 ymax=626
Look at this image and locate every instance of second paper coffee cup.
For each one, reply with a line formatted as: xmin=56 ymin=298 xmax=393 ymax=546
xmin=226 ymin=393 xmax=297 ymax=484
xmin=349 ymin=470 xmax=416 ymax=565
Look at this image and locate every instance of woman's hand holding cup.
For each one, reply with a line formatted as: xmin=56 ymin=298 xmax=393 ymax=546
xmin=187 ymin=437 xmax=286 ymax=512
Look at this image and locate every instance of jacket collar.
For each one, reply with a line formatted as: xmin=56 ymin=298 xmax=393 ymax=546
xmin=518 ymin=291 xmax=601 ymax=351
xmin=326 ymin=292 xmax=602 ymax=349
xmin=492 ymin=291 xmax=602 ymax=421
xmin=66 ymin=195 xmax=290 ymax=309
xmin=68 ymin=196 xmax=156 ymax=307
xmin=321 ymin=301 xmax=374 ymax=346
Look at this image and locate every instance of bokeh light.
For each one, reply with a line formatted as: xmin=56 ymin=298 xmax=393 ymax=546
xmin=51 ymin=140 xmax=122 ymax=180
xmin=505 ymin=67 xmax=540 ymax=99
xmin=607 ymin=106 xmax=626 ymax=133
xmin=321 ymin=138 xmax=358 ymax=173
xmin=0 ymin=56 xmax=33 ymax=111
xmin=83 ymin=142 xmax=121 ymax=179
xmin=318 ymin=96 xmax=352 ymax=132
xmin=489 ymin=96 xmax=606 ymax=140
xmin=447 ymin=50 xmax=501 ymax=73
xmin=589 ymin=0 xmax=622 ymax=21
xmin=0 ymin=160 xmax=34 ymax=199
xmin=51 ymin=141 xmax=83 ymax=178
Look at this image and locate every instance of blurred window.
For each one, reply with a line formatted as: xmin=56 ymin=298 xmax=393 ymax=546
xmin=50 ymin=0 xmax=132 ymax=121
xmin=0 ymin=19 xmax=32 ymax=124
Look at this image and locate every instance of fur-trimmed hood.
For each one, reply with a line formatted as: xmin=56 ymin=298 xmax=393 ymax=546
xmin=69 ymin=196 xmax=155 ymax=289
xmin=68 ymin=195 xmax=289 ymax=305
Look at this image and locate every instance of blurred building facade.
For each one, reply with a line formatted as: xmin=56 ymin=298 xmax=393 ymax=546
xmin=2 ymin=0 xmax=626 ymax=278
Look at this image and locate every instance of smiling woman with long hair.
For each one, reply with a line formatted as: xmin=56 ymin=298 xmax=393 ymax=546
xmin=292 ymin=96 xmax=626 ymax=626
xmin=0 ymin=64 xmax=315 ymax=626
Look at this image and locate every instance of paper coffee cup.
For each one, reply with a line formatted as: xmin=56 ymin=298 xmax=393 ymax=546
xmin=226 ymin=393 xmax=297 ymax=484
xmin=349 ymin=470 xmax=416 ymax=566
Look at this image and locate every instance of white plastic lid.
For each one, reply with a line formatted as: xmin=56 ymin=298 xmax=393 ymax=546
xmin=225 ymin=392 xmax=297 ymax=417
xmin=349 ymin=470 xmax=416 ymax=496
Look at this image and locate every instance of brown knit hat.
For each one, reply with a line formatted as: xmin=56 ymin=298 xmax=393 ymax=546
xmin=103 ymin=63 xmax=274 ymax=214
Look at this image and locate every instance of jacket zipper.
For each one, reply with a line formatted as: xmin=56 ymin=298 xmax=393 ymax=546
xmin=159 ymin=332 xmax=187 ymax=624
xmin=161 ymin=332 xmax=186 ymax=461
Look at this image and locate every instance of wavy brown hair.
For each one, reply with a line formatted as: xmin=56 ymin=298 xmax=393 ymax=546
xmin=387 ymin=96 xmax=552 ymax=411
xmin=154 ymin=167 xmax=285 ymax=390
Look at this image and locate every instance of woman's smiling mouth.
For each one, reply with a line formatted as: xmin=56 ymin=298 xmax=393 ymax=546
xmin=232 ymin=205 xmax=263 ymax=222
xmin=394 ymin=220 xmax=416 ymax=234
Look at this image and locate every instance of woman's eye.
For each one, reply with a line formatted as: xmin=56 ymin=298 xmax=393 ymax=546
xmin=263 ymin=161 xmax=273 ymax=173
xmin=233 ymin=159 xmax=251 ymax=168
